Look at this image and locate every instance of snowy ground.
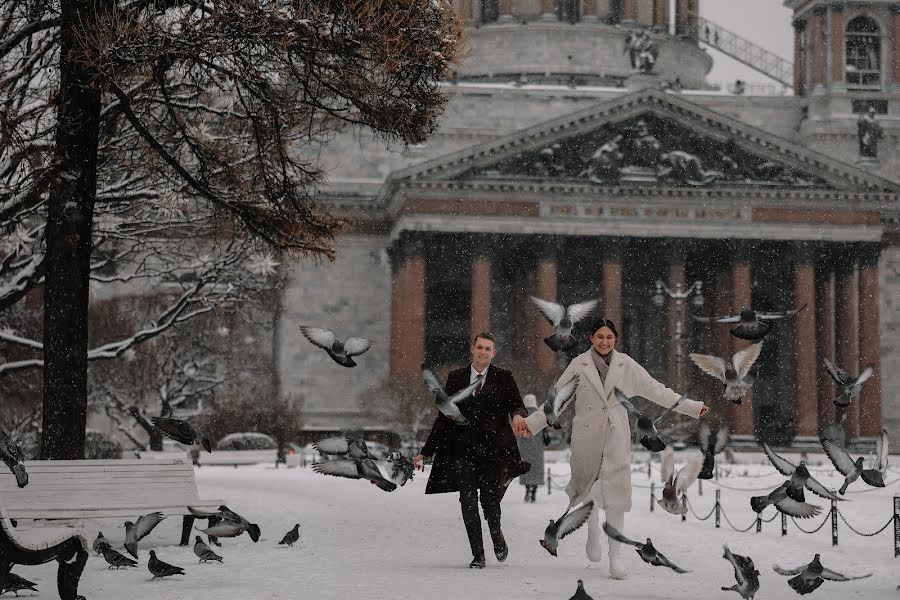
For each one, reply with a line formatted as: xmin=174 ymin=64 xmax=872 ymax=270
xmin=9 ymin=455 xmax=900 ymax=600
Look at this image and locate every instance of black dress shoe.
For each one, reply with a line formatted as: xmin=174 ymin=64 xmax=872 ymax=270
xmin=491 ymin=530 xmax=508 ymax=562
xmin=469 ymin=554 xmax=486 ymax=569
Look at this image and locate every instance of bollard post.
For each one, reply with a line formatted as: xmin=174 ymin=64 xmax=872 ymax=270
xmin=547 ymin=468 xmax=552 ymax=495
xmin=648 ymin=458 xmax=652 ymax=480
xmin=715 ymin=465 xmax=720 ymax=480
xmin=681 ymin=493 xmax=687 ymax=522
xmin=650 ymin=482 xmax=656 ymax=512
xmin=893 ymin=496 xmax=899 ymax=557
xmin=755 ymin=514 xmax=762 ymax=533
xmin=831 ymin=499 xmax=838 ymax=547
xmin=781 ymin=512 xmax=787 ymax=537
xmin=714 ymin=489 xmax=721 ymax=529
xmin=698 ymin=478 xmax=703 ymax=496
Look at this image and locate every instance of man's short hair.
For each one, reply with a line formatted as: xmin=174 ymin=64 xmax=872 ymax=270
xmin=472 ymin=332 xmax=497 ymax=346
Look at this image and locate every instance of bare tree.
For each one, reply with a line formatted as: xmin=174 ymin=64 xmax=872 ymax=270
xmin=0 ymin=0 xmax=465 ymax=458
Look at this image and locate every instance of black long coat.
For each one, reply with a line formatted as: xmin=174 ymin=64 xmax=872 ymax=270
xmin=420 ymin=364 xmax=530 ymax=501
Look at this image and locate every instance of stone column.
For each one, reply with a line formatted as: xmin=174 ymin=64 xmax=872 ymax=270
xmin=470 ymin=253 xmax=492 ymax=342
xmin=892 ymin=6 xmax=900 ymax=86
xmin=834 ymin=252 xmax=859 ymax=438
xmin=622 ymin=0 xmax=637 ymax=23
xmin=602 ymin=241 xmax=623 ymax=328
xmin=653 ymin=0 xmax=669 ymax=29
xmin=730 ymin=249 xmax=754 ymax=435
xmin=389 ymin=242 xmax=426 ymax=377
xmin=498 ymin=0 xmax=513 ymax=22
xmin=665 ymin=250 xmax=686 ymax=390
xmin=541 ymin=0 xmax=556 ymax=20
xmin=793 ymin=247 xmax=818 ymax=437
xmin=583 ymin=0 xmax=597 ymax=22
xmin=676 ymin=0 xmax=689 ymax=35
xmin=794 ymin=19 xmax=807 ymax=96
xmin=815 ymin=266 xmax=836 ymax=434
xmin=812 ymin=7 xmax=826 ymax=89
xmin=831 ymin=3 xmax=844 ymax=85
xmin=857 ymin=244 xmax=883 ymax=437
xmin=534 ymin=246 xmax=558 ymax=374
xmin=595 ymin=0 xmax=612 ymax=20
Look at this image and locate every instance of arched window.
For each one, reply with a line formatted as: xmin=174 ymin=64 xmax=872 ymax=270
xmin=845 ymin=16 xmax=881 ymax=88
xmin=481 ymin=0 xmax=500 ymax=23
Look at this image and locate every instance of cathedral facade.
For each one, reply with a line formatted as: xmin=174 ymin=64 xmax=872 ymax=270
xmin=280 ymin=0 xmax=900 ymax=447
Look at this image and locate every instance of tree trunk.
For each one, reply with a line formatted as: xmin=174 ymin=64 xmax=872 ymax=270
xmin=40 ymin=0 xmax=103 ymax=460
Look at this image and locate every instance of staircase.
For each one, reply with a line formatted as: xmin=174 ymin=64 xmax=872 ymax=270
xmin=690 ymin=13 xmax=793 ymax=88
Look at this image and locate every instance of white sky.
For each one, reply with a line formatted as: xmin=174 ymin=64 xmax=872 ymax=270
xmin=701 ymin=0 xmax=794 ymax=88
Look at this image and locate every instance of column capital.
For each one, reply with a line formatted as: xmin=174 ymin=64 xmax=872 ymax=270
xmin=813 ymin=5 xmax=827 ymax=16
xmin=830 ymin=2 xmax=845 ymax=12
xmin=890 ymin=4 xmax=900 ymax=15
xmin=857 ymin=241 xmax=883 ymax=266
xmin=793 ymin=18 xmax=807 ymax=30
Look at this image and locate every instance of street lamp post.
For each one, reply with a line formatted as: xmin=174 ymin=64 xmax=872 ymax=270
xmin=653 ymin=279 xmax=705 ymax=391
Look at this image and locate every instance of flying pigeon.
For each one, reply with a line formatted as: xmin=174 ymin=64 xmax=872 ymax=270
xmin=821 ymin=430 xmax=888 ymax=494
xmin=691 ymin=305 xmax=806 ymax=341
xmin=193 ymin=505 xmax=261 ymax=542
xmin=278 ymin=524 xmax=300 ymax=547
xmin=1 ymin=572 xmax=38 ymax=596
xmin=761 ymin=443 xmax=843 ymax=502
xmin=150 ymin=416 xmax=212 ymax=453
xmin=312 ymin=450 xmax=414 ymax=492
xmin=124 ymin=511 xmax=166 ymax=559
xmin=193 ymin=536 xmax=223 ymax=563
xmin=539 ymin=501 xmax=594 ymax=557
xmin=697 ymin=422 xmax=729 ymax=480
xmin=542 ymin=375 xmax=580 ymax=430
xmin=750 ymin=481 xmax=821 ymax=519
xmin=568 ymin=579 xmax=594 ymax=600
xmin=721 ymin=545 xmax=760 ymax=600
xmin=313 ymin=434 xmax=371 ymax=460
xmin=148 ymin=550 xmax=185 ymax=579
xmin=0 ymin=430 xmax=28 ymax=488
xmin=101 ymin=544 xmax=139 ymax=569
xmin=529 ymin=296 xmax=599 ymax=351
xmin=92 ymin=532 xmax=110 ymax=556
xmin=822 ymin=358 xmax=874 ymax=408
xmin=298 ymin=325 xmax=372 ymax=368
xmin=657 ymin=447 xmax=704 ymax=515
xmin=689 ymin=342 xmax=763 ymax=403
xmin=773 ymin=554 xmax=871 ymax=595
xmin=421 ymin=367 xmax=479 ymax=425
xmin=613 ymin=387 xmax=690 ymax=452
xmin=602 ymin=522 xmax=689 ymax=573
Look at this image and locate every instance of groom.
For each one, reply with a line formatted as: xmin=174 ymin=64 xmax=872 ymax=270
xmin=414 ymin=332 xmax=531 ymax=568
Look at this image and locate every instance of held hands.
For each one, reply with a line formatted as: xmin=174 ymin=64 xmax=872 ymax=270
xmin=699 ymin=404 xmax=710 ymax=417
xmin=512 ymin=414 xmax=532 ymax=437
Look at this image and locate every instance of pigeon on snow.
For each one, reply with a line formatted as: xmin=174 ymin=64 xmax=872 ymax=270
xmin=529 ymin=296 xmax=599 ymax=351
xmin=613 ymin=387 xmax=690 ymax=452
xmin=689 ymin=342 xmax=762 ymax=403
xmin=691 ymin=305 xmax=805 ymax=341
xmin=422 ymin=367 xmax=479 ymax=425
xmin=822 ymin=358 xmax=874 ymax=408
xmin=773 ymin=554 xmax=871 ymax=595
xmin=101 ymin=544 xmax=138 ymax=569
xmin=821 ymin=430 xmax=888 ymax=494
xmin=298 ymin=325 xmax=372 ymax=367
xmin=1 ymin=572 xmax=38 ymax=596
xmin=657 ymin=446 xmax=704 ymax=515
xmin=279 ymin=524 xmax=300 ymax=547
xmin=92 ymin=531 xmax=110 ymax=555
xmin=150 ymin=416 xmax=212 ymax=453
xmin=568 ymin=579 xmax=594 ymax=600
xmin=124 ymin=511 xmax=166 ymax=559
xmin=193 ymin=536 xmax=223 ymax=563
xmin=721 ymin=544 xmax=760 ymax=600
xmin=539 ymin=501 xmax=594 ymax=557
xmin=602 ymin=522 xmax=690 ymax=573
xmin=148 ymin=550 xmax=185 ymax=579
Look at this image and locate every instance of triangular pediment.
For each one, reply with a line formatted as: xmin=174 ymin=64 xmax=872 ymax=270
xmin=379 ymin=88 xmax=899 ymax=207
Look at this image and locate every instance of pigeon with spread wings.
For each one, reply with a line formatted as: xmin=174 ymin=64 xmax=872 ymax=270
xmin=657 ymin=446 xmax=704 ymax=515
xmin=542 ymin=375 xmax=580 ymax=430
xmin=761 ymin=443 xmax=843 ymax=502
xmin=697 ymin=422 xmax=729 ymax=480
xmin=773 ymin=554 xmax=871 ymax=595
xmin=602 ymin=522 xmax=690 ymax=573
xmin=721 ymin=545 xmax=760 ymax=600
xmin=124 ymin=511 xmax=166 ymax=559
xmin=613 ymin=387 xmax=689 ymax=452
xmin=298 ymin=325 xmax=372 ymax=368
xmin=822 ymin=358 xmax=874 ymax=408
xmin=422 ymin=367 xmax=479 ymax=425
xmin=529 ymin=296 xmax=598 ymax=352
xmin=691 ymin=305 xmax=805 ymax=341
xmin=821 ymin=430 xmax=888 ymax=494
xmin=539 ymin=501 xmax=594 ymax=557
xmin=689 ymin=342 xmax=762 ymax=403
xmin=312 ymin=449 xmax=414 ymax=492
xmin=150 ymin=416 xmax=212 ymax=453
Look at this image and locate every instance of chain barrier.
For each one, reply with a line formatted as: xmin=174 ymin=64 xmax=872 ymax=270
xmin=719 ymin=504 xmax=760 ymax=532
xmin=790 ymin=510 xmax=832 ymax=534
xmin=836 ymin=507 xmax=896 ymax=537
xmin=684 ymin=495 xmax=716 ymax=521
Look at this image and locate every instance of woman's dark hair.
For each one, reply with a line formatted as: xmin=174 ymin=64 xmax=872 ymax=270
xmin=589 ymin=318 xmax=618 ymax=337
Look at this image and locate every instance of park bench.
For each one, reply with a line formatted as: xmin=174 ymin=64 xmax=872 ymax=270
xmin=138 ymin=449 xmax=279 ymax=467
xmin=0 ymin=459 xmax=224 ymax=547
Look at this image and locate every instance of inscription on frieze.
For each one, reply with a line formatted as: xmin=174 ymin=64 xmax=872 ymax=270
xmin=544 ymin=202 xmax=749 ymax=222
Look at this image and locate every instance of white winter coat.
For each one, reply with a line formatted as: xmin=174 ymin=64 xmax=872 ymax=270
xmin=524 ymin=349 xmax=703 ymax=512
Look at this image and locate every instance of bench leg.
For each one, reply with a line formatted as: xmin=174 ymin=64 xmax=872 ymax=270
xmin=56 ymin=540 xmax=87 ymax=600
xmin=180 ymin=516 xmax=195 ymax=546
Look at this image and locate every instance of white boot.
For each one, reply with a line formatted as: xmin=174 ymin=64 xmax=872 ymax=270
xmin=606 ymin=509 xmax=627 ymax=580
xmin=585 ymin=505 xmax=603 ymax=563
